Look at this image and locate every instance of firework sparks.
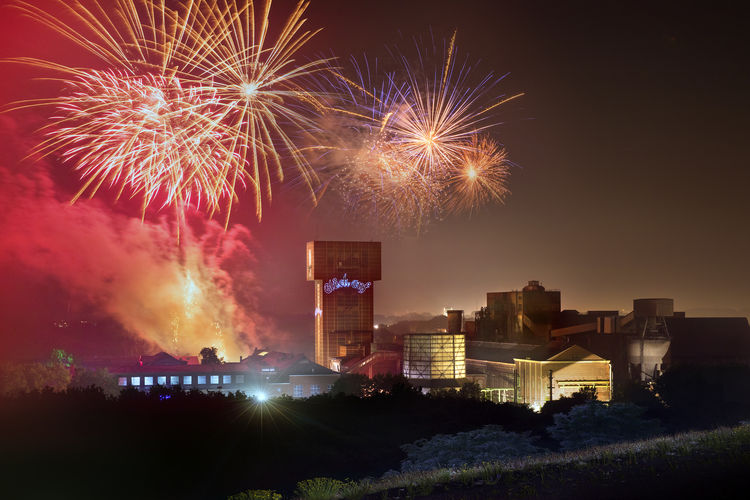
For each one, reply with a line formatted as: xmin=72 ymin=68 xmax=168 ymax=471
xmin=174 ymin=0 xmax=330 ymax=219
xmin=3 ymin=0 xmax=327 ymax=225
xmin=445 ymin=135 xmax=511 ymax=214
xmin=34 ymin=70 xmax=241 ymax=216
xmin=319 ymin=33 xmax=520 ymax=232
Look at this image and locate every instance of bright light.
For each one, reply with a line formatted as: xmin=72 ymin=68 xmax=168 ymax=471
xmin=240 ymin=81 xmax=259 ymax=98
xmin=256 ymin=392 xmax=268 ymax=402
xmin=466 ymin=167 xmax=477 ymax=180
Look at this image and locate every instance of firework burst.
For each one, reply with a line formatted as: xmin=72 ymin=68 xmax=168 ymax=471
xmin=320 ymin=32 xmax=521 ymax=232
xmin=35 ymin=70 xmax=241 ymax=215
xmin=3 ymin=0 xmax=327 ymax=225
xmin=181 ymin=0 xmax=330 ymax=219
xmin=445 ymin=135 xmax=511 ymax=215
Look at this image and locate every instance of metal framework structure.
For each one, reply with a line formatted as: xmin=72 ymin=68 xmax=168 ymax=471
xmin=403 ymin=334 xmax=466 ymax=380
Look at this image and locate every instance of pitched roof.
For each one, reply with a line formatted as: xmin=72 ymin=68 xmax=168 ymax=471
xmin=466 ymin=341 xmax=540 ymax=364
xmin=241 ymin=349 xmax=305 ymax=372
xmin=283 ymin=357 xmax=336 ymax=376
xmin=546 ymin=345 xmax=606 ymax=362
xmin=140 ymin=352 xmax=187 ymax=366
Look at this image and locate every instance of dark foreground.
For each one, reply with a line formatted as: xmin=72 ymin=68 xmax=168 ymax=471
xmin=0 ymin=387 xmax=540 ymax=500
xmin=341 ymin=425 xmax=750 ymax=500
xmin=2 ymin=376 xmax=749 ymax=500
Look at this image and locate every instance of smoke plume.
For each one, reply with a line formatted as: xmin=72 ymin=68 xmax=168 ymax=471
xmin=0 ymin=116 xmax=274 ymax=360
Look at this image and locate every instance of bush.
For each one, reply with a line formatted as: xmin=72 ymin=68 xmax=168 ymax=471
xmin=227 ymin=490 xmax=281 ymax=500
xmin=295 ymin=477 xmax=353 ymax=500
xmin=655 ymin=364 xmax=750 ymax=427
xmin=400 ymin=425 xmax=542 ymax=472
xmin=547 ymin=401 xmax=661 ymax=451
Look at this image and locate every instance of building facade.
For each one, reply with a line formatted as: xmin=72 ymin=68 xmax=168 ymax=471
xmin=476 ymin=281 xmax=561 ymax=343
xmin=514 ymin=345 xmax=612 ymax=411
xmin=466 ymin=341 xmax=612 ymax=408
xmin=306 ymin=241 xmax=381 ymax=369
xmin=110 ymin=351 xmax=340 ymax=399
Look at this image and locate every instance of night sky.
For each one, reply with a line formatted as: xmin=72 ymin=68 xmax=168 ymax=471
xmin=1 ymin=0 xmax=748 ymax=359
xmin=255 ymin=0 xmax=750 ymax=317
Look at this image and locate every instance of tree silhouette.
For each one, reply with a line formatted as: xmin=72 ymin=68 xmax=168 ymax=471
xmin=199 ymin=347 xmax=223 ymax=365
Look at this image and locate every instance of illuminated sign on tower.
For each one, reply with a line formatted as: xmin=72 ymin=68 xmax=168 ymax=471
xmin=306 ymin=241 xmax=381 ymax=369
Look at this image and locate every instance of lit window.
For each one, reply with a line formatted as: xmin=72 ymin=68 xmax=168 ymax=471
xmin=223 ymin=375 xmax=232 ymax=384
xmin=327 ymin=384 xmax=333 ymax=392
xmin=210 ymin=375 xmax=219 ymax=384
xmin=170 ymin=376 xmax=179 ymax=385
xmin=118 ymin=377 xmax=127 ymax=386
xmin=157 ymin=376 xmax=166 ymax=385
xmin=235 ymin=375 xmax=245 ymax=384
xmin=293 ymin=385 xmax=304 ymax=398
xmin=183 ymin=376 xmax=192 ymax=385
xmin=310 ymin=384 xmax=320 ymax=396
xmin=144 ymin=377 xmax=153 ymax=386
xmin=197 ymin=375 xmax=206 ymax=385
xmin=131 ymin=377 xmax=140 ymax=386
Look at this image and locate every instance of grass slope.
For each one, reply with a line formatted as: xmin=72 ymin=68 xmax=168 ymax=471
xmin=292 ymin=424 xmax=750 ymax=499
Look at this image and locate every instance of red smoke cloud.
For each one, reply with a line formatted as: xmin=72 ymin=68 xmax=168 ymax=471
xmin=0 ymin=116 xmax=283 ymax=360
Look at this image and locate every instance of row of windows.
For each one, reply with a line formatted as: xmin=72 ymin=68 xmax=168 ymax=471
xmin=292 ymin=384 xmax=332 ymax=397
xmin=118 ymin=375 xmax=245 ymax=387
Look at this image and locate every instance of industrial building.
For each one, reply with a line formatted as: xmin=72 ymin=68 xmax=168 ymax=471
xmin=475 ymin=281 xmax=561 ymax=343
xmin=403 ymin=333 xmax=466 ymax=386
xmin=109 ymin=350 xmax=340 ymax=398
xmin=306 ymin=241 xmax=381 ymax=369
xmin=301 ymin=257 xmax=749 ymax=407
xmin=465 ymin=341 xmax=612 ymax=408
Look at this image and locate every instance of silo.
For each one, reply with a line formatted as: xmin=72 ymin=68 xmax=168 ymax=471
xmin=447 ymin=310 xmax=464 ymax=334
xmin=630 ymin=298 xmax=674 ymax=381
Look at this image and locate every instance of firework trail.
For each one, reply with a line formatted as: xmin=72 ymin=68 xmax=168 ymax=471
xmin=318 ymin=32 xmax=521 ymax=232
xmin=185 ymin=0 xmax=329 ymax=220
xmin=3 ymin=0 xmax=327 ymax=226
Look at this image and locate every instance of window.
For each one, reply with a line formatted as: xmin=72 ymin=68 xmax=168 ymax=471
xmin=197 ymin=375 xmax=206 ymax=385
xmin=131 ymin=377 xmax=140 ymax=386
xmin=222 ymin=375 xmax=232 ymax=384
xmin=210 ymin=375 xmax=219 ymax=384
xmin=183 ymin=375 xmax=192 ymax=385
xmin=327 ymin=384 xmax=333 ymax=392
xmin=310 ymin=384 xmax=320 ymax=396
xmin=118 ymin=377 xmax=127 ymax=386
xmin=293 ymin=385 xmax=304 ymax=398
xmin=144 ymin=377 xmax=153 ymax=386
xmin=170 ymin=376 xmax=179 ymax=385
xmin=235 ymin=375 xmax=245 ymax=384
xmin=157 ymin=376 xmax=166 ymax=385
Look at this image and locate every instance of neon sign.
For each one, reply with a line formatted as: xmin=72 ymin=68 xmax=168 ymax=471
xmin=323 ymin=274 xmax=371 ymax=294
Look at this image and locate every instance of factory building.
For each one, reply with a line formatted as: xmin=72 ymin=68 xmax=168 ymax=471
xmin=306 ymin=241 xmax=381 ymax=369
xmin=548 ymin=297 xmax=750 ymax=385
xmin=514 ymin=345 xmax=612 ymax=411
xmin=109 ymin=350 xmax=339 ymax=398
xmin=475 ymin=281 xmax=561 ymax=343
xmin=465 ymin=341 xmax=612 ymax=409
